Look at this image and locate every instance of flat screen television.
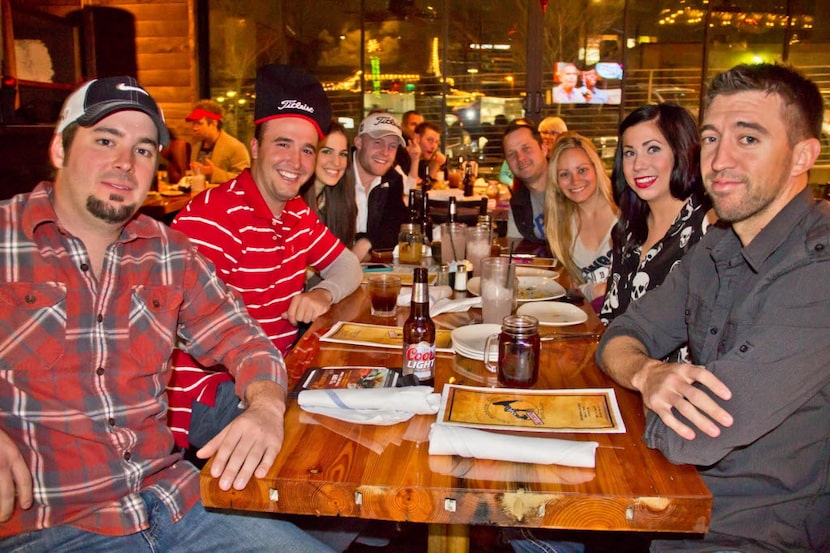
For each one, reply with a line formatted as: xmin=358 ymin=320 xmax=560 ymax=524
xmin=552 ymin=61 xmax=622 ymax=105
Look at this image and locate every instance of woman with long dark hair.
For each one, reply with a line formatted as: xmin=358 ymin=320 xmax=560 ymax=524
xmin=600 ymin=103 xmax=713 ymax=327
xmin=301 ymin=120 xmax=357 ymax=248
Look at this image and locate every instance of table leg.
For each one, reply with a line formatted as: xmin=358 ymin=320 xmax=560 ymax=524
xmin=427 ymin=523 xmax=469 ymax=553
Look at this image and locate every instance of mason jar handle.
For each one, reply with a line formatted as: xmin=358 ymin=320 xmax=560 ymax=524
xmin=483 ymin=333 xmax=499 ymax=374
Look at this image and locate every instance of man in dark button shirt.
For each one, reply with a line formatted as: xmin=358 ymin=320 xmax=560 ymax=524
xmin=599 ymin=64 xmax=830 ymax=552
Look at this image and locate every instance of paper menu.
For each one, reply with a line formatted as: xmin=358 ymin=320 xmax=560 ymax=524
xmin=436 ymin=384 xmax=626 ymax=434
xmin=321 ymin=321 xmax=454 ymax=352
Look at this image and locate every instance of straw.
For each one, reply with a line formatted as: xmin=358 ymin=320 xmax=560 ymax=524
xmin=449 ymin=224 xmax=459 ymax=262
xmin=505 ymin=242 xmax=515 ymax=288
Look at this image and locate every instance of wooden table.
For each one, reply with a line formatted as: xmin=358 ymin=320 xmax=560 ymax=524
xmin=140 ymin=190 xmax=194 ymax=221
xmin=200 ymin=284 xmax=711 ymax=552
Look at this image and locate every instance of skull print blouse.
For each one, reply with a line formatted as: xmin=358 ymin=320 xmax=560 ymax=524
xmin=600 ymin=191 xmax=710 ymax=328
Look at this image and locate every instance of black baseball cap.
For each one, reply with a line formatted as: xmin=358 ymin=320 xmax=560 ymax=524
xmin=254 ymin=64 xmax=332 ymax=139
xmin=56 ymin=76 xmax=170 ymax=147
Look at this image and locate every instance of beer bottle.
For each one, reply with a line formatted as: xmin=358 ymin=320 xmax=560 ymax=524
xmin=408 ymin=189 xmax=420 ymax=223
xmin=421 ymin=190 xmax=433 ymax=243
xmin=448 ymin=196 xmax=457 ymax=224
xmin=402 ymin=267 xmax=436 ymax=384
xmin=462 ymin=162 xmax=474 ymax=197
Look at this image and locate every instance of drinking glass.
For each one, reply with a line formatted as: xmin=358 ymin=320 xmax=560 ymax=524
xmin=480 ymin=257 xmax=515 ymax=324
xmin=439 ymin=223 xmax=467 ymax=265
xmin=367 ymin=274 xmax=402 ymax=317
xmin=465 ymin=226 xmax=491 ymax=274
xmin=483 ymin=314 xmax=540 ymax=387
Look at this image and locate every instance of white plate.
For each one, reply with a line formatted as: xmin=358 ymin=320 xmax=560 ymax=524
xmin=451 ymin=324 xmax=501 ymax=361
xmin=455 ymin=344 xmax=498 ymax=362
xmin=515 ymin=267 xmax=560 ymax=279
xmin=466 ymin=276 xmax=482 ymax=295
xmin=516 ymin=301 xmax=589 ymax=326
xmin=467 ymin=276 xmax=566 ymax=303
xmin=517 ymin=276 xmax=566 ymax=302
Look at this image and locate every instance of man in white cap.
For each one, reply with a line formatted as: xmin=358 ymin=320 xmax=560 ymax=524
xmin=0 ymin=76 xmax=334 ymax=552
xmin=347 ymin=111 xmax=409 ymax=260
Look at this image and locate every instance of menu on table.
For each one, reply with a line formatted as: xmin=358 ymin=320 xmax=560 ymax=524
xmin=289 ymin=366 xmax=400 ymax=398
xmin=436 ymin=384 xmax=626 ymax=434
xmin=321 ymin=321 xmax=454 ymax=352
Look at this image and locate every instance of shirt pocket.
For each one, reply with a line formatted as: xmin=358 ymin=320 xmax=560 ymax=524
xmin=129 ymin=286 xmax=183 ymax=369
xmin=0 ymin=282 xmax=67 ymax=370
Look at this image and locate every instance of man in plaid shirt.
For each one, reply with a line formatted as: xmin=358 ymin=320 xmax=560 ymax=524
xmin=0 ymin=77 xmax=332 ymax=552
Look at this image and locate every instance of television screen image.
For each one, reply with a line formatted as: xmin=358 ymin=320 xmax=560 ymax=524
xmin=552 ymin=61 xmax=622 ymax=105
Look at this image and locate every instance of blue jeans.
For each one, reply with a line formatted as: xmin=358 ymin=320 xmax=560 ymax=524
xmin=0 ymin=491 xmax=335 ymax=553
xmin=505 ymin=527 xmax=586 ymax=553
xmin=189 ymin=380 xmax=243 ymax=448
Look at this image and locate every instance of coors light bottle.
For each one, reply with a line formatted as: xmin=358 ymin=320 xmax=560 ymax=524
xmin=402 ymin=267 xmax=436 ymax=384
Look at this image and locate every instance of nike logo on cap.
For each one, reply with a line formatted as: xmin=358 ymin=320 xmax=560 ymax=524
xmin=116 ymin=83 xmax=149 ymax=96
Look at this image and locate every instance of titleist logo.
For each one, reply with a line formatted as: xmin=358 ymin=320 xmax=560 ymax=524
xmin=372 ymin=116 xmax=398 ymax=127
xmin=279 ymin=99 xmax=314 ymax=113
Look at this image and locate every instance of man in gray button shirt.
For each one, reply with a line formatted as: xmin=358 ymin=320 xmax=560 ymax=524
xmin=599 ymin=63 xmax=829 ymax=552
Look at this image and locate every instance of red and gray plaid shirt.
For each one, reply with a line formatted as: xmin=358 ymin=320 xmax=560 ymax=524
xmin=167 ymin=170 xmax=344 ymax=447
xmin=0 ymin=183 xmax=286 ymax=537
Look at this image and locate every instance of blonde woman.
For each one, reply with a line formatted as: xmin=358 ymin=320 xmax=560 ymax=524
xmin=545 ymin=132 xmax=618 ymax=305
xmin=537 ymin=116 xmax=567 ymax=153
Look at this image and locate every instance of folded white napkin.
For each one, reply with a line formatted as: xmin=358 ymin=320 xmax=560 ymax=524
xmin=428 ymin=424 xmax=599 ymax=468
xmin=396 ymin=286 xmax=481 ymax=316
xmin=298 ymin=387 xmax=441 ymax=425
xmin=427 ymin=454 xmax=595 ymax=484
xmin=429 ymin=296 xmax=481 ymax=317
xmin=397 ymin=285 xmax=453 ymax=306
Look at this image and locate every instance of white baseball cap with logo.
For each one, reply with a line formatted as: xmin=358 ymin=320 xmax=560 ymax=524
xmin=357 ymin=112 xmax=405 ymax=146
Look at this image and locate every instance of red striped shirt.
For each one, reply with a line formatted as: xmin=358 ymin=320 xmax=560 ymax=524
xmin=168 ymin=170 xmax=344 ymax=446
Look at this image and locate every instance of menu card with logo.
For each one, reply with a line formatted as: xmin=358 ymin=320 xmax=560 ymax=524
xmin=289 ymin=366 xmax=399 ymax=398
xmin=436 ymin=384 xmax=626 ymax=434
xmin=321 ymin=321 xmax=454 ymax=352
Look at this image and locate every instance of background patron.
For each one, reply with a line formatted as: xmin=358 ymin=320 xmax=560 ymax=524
xmin=186 ymin=99 xmax=250 ymax=184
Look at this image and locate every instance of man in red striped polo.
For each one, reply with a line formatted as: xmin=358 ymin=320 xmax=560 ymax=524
xmin=167 ymin=65 xmax=362 ymax=456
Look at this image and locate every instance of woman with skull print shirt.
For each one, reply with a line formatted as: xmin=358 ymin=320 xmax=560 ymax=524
xmin=600 ymin=104 xmax=713 ymax=333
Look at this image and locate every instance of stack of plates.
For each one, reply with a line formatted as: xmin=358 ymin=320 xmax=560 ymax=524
xmin=451 ymin=324 xmax=501 ymax=361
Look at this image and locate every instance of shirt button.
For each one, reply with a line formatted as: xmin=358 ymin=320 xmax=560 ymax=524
xmin=108 ymin=418 xmax=116 ymax=426
xmin=80 ymin=263 xmax=89 ymax=272
xmin=152 ymin=299 xmax=160 ymax=308
xmin=709 ymin=327 xmax=718 ymax=335
xmin=739 ymin=344 xmax=748 ymax=353
xmin=25 ymin=294 xmax=36 ymax=304
xmin=124 ymin=452 xmax=131 ymax=461
xmin=97 ymin=314 xmax=104 ymax=323
xmin=96 ymin=367 xmax=105 ymax=376
xmin=815 ymin=243 xmax=825 ymax=252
